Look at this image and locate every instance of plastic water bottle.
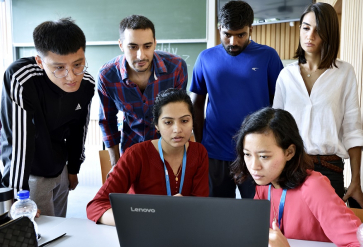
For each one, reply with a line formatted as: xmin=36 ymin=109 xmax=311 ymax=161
xmin=10 ymin=190 xmax=39 ymax=240
xmin=357 ymin=223 xmax=363 ymax=246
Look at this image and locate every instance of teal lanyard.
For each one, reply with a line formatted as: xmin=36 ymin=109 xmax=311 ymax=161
xmin=268 ymin=184 xmax=287 ymax=229
xmin=158 ymin=138 xmax=187 ymax=196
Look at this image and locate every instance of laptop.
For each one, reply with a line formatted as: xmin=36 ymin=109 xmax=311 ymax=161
xmin=109 ymin=193 xmax=270 ymax=247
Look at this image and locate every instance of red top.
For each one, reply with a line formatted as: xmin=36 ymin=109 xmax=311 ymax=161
xmin=255 ymin=171 xmax=360 ymax=247
xmin=87 ymin=140 xmax=209 ymax=223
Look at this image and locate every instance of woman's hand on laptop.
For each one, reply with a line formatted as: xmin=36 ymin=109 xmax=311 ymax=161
xmin=173 ymin=194 xmax=183 ymax=197
xmin=268 ymin=220 xmax=290 ymax=247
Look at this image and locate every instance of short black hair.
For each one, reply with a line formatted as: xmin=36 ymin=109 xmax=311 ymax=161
xmin=219 ymin=0 xmax=254 ymax=30
xmin=119 ymin=15 xmax=155 ymax=41
xmin=294 ymin=3 xmax=340 ymax=69
xmin=33 ymin=17 xmax=86 ymax=57
xmin=152 ymin=89 xmax=194 ymax=126
xmin=230 ymin=107 xmax=313 ymax=190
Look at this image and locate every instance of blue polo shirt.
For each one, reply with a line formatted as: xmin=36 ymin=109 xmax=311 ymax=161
xmin=190 ymin=41 xmax=283 ymax=161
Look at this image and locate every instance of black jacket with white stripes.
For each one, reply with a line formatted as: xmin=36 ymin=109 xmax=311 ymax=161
xmin=0 ymin=57 xmax=95 ymax=193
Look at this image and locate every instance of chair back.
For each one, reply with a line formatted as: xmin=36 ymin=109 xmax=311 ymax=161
xmin=99 ymin=150 xmax=112 ymax=184
xmin=350 ymin=208 xmax=363 ymax=223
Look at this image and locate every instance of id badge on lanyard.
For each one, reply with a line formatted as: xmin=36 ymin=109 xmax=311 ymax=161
xmin=268 ymin=184 xmax=287 ymax=229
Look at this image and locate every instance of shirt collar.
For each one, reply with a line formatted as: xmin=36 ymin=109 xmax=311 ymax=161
xmin=153 ymin=51 xmax=167 ymax=75
xmin=120 ymin=55 xmax=128 ymax=80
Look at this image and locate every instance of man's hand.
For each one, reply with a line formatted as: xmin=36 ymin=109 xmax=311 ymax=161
xmin=68 ymin=174 xmax=79 ymax=191
xmin=108 ymin=145 xmax=120 ymax=167
xmin=106 ymin=166 xmax=115 ymax=179
xmin=269 ymin=220 xmax=290 ymax=247
xmin=35 ymin=209 xmax=41 ymax=218
xmin=190 ymin=93 xmax=206 ymax=143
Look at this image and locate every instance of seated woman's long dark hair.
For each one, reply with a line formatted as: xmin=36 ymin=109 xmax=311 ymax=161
xmin=230 ymin=107 xmax=313 ymax=190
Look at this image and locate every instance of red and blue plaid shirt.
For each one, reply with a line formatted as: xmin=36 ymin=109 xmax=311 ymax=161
xmin=98 ymin=51 xmax=188 ymax=154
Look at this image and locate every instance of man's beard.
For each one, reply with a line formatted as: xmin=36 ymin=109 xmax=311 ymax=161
xmin=132 ymin=59 xmax=151 ymax=72
xmin=222 ymin=39 xmax=250 ymax=56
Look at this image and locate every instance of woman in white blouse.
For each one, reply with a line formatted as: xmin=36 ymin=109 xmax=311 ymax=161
xmin=273 ymin=2 xmax=363 ymax=207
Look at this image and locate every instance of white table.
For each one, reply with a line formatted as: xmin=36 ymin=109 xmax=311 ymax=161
xmin=36 ymin=216 xmax=119 ymax=247
xmin=288 ymin=239 xmax=336 ymax=247
xmin=35 ymin=216 xmax=336 ymax=247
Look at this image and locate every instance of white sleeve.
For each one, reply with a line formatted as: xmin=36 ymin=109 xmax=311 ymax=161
xmin=272 ymin=71 xmax=286 ymax=110
xmin=341 ymin=63 xmax=363 ymax=150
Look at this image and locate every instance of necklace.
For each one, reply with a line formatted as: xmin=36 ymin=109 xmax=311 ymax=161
xmin=174 ymin=164 xmax=182 ymax=181
xmin=158 ymin=138 xmax=187 ymax=196
xmin=301 ymin=64 xmax=317 ymax=78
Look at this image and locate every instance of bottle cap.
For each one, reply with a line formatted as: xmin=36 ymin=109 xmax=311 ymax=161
xmin=17 ymin=190 xmax=30 ymax=200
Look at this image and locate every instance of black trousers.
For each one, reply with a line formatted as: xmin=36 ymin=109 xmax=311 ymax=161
xmin=208 ymin=158 xmax=255 ymax=198
xmin=314 ymin=158 xmax=361 ymax=208
xmin=313 ymin=159 xmax=345 ymax=198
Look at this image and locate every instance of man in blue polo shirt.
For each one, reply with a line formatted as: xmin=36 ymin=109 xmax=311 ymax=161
xmin=98 ymin=15 xmax=188 ymax=166
xmin=190 ymin=1 xmax=283 ymax=198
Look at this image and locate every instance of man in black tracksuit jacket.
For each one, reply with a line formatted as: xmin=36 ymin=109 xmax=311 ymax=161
xmin=0 ymin=18 xmax=94 ymax=217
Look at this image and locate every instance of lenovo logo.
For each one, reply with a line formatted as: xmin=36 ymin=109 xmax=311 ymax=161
xmin=130 ymin=207 xmax=156 ymax=213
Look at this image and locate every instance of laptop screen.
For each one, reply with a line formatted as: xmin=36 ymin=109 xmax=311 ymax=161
xmin=110 ymin=193 xmax=270 ymax=247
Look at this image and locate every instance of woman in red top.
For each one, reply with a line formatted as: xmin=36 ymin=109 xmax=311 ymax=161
xmin=87 ymin=89 xmax=209 ymax=225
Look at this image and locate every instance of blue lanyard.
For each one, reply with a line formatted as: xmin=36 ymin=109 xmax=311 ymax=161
xmin=268 ymin=184 xmax=287 ymax=229
xmin=158 ymin=138 xmax=187 ymax=196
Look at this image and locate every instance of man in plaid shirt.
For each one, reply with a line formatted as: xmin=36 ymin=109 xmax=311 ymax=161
xmin=98 ymin=15 xmax=188 ymax=166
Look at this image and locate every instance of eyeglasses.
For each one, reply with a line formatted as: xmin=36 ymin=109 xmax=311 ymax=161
xmin=41 ymin=59 xmax=88 ymax=78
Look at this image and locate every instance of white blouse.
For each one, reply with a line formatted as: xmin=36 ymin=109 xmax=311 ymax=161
xmin=273 ymin=60 xmax=363 ymax=159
